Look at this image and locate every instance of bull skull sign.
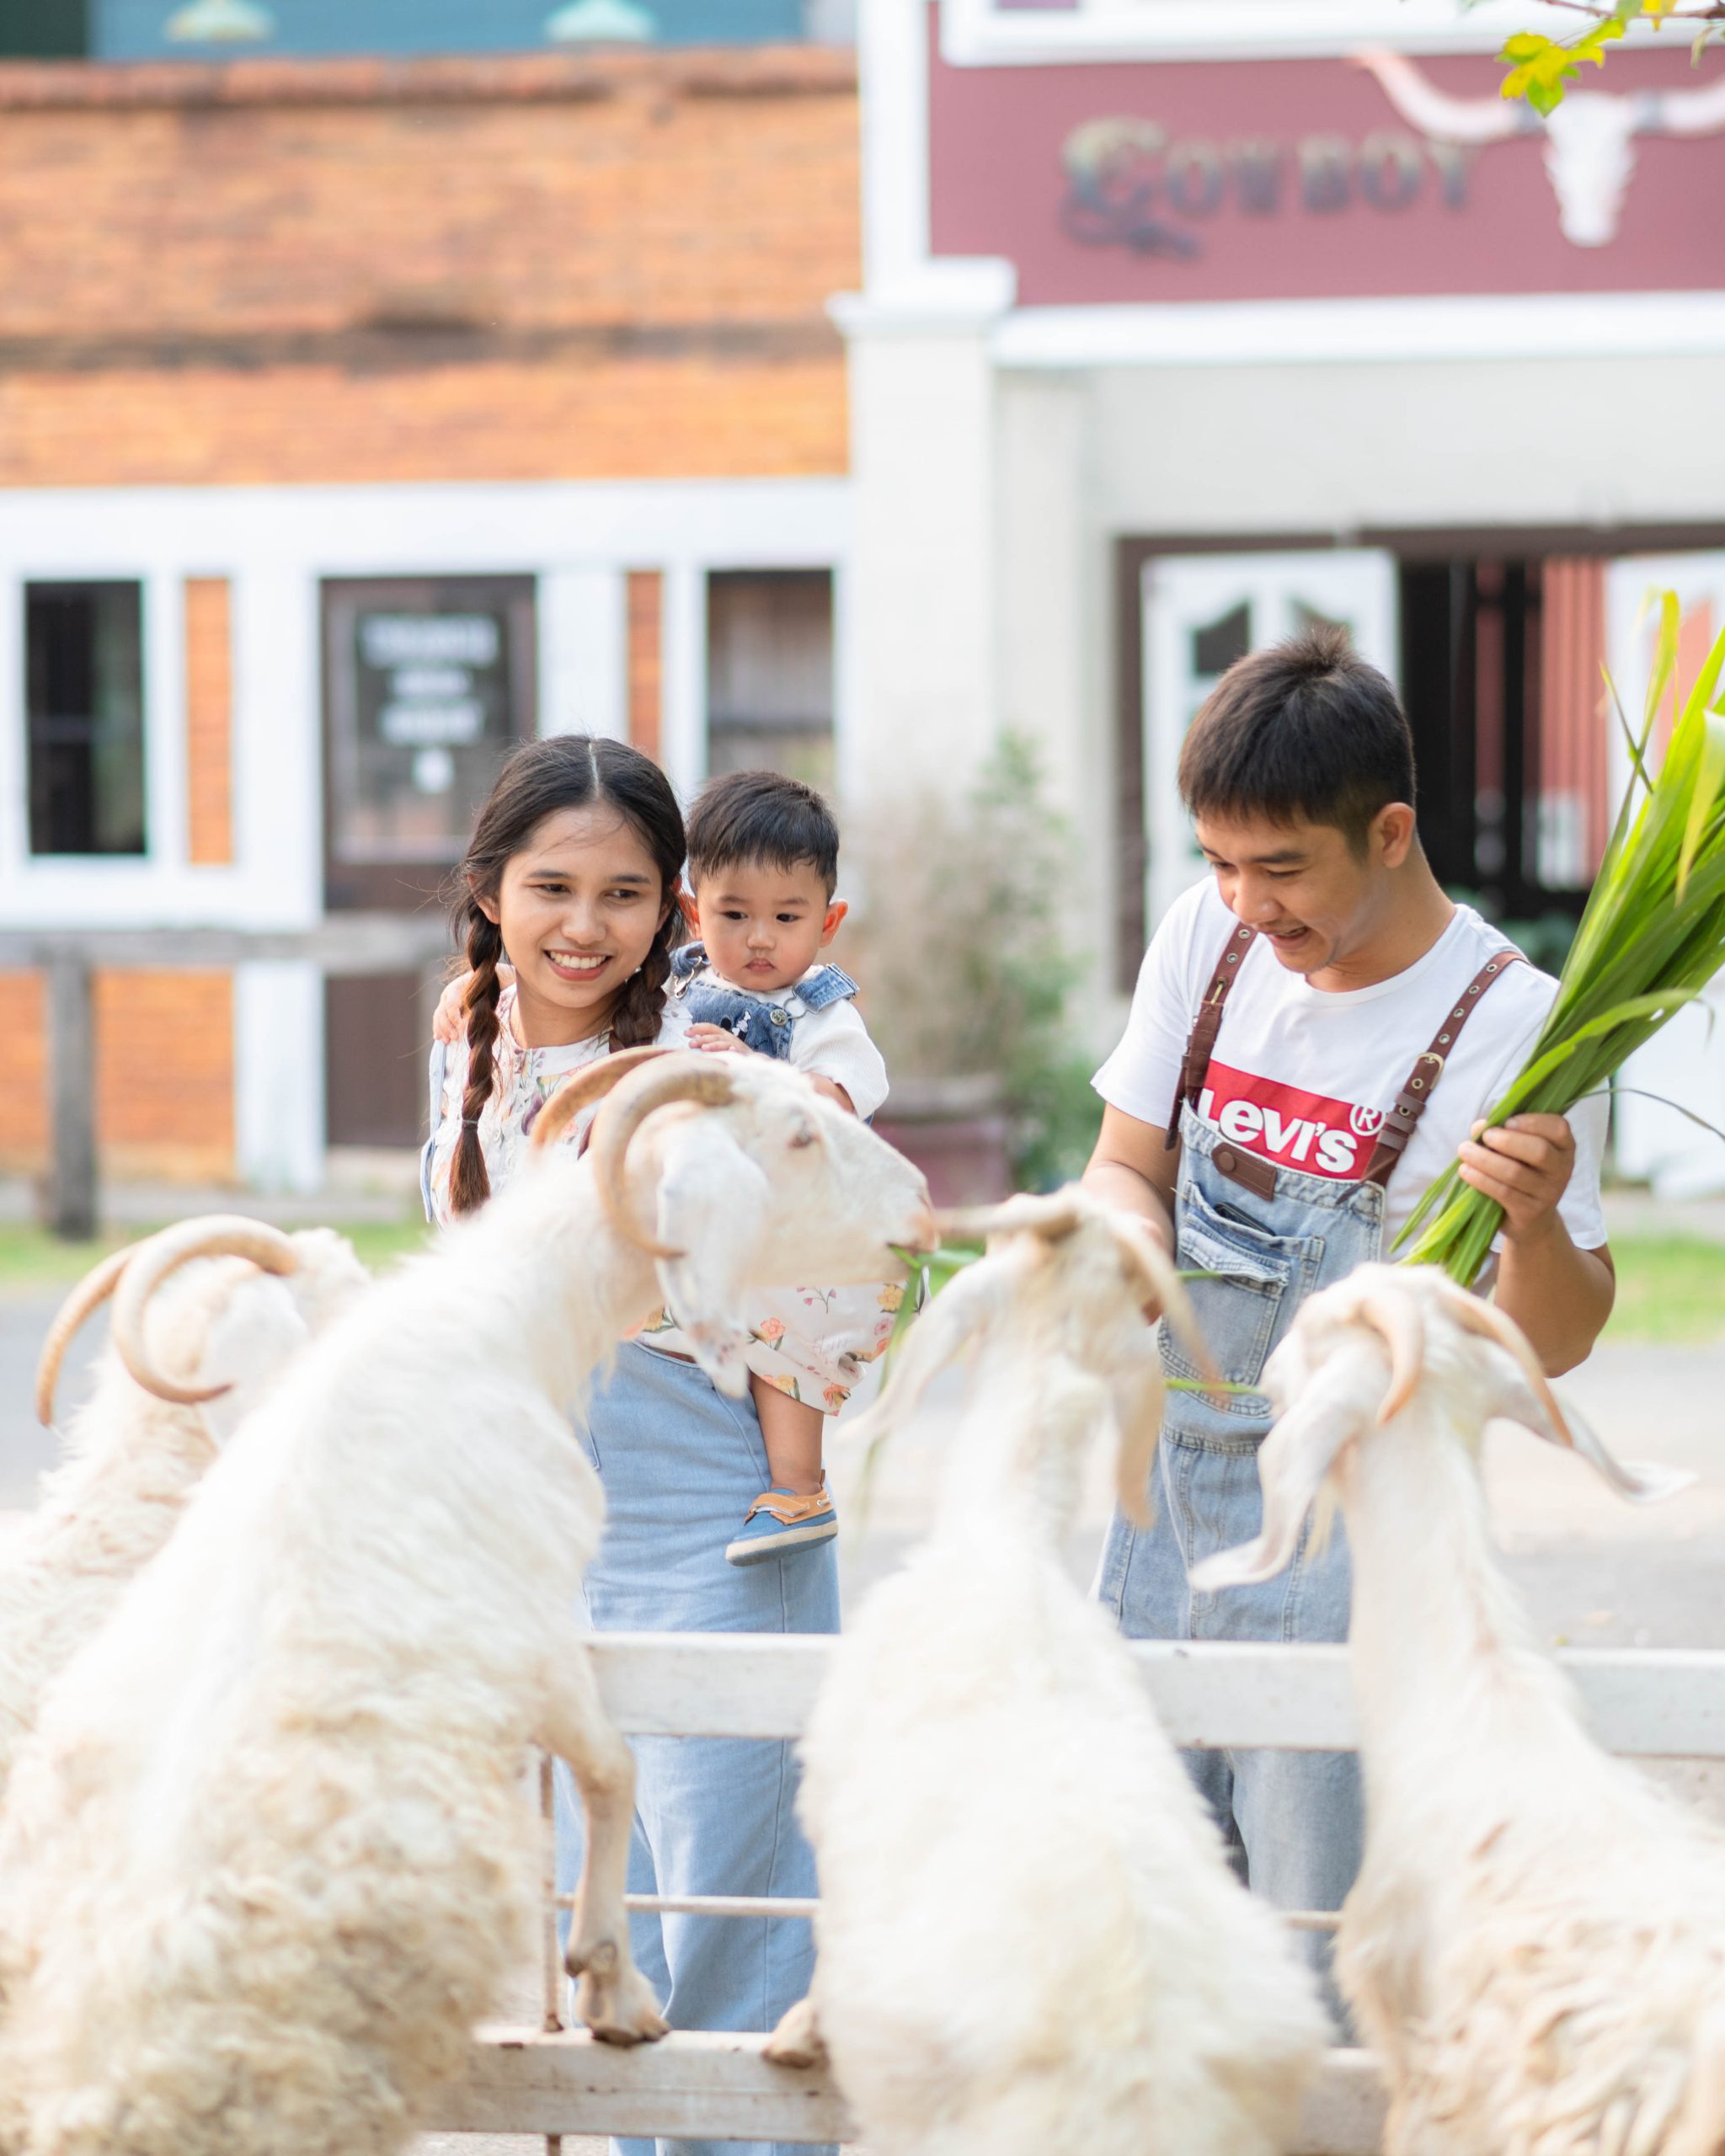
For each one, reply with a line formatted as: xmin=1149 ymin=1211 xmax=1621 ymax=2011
xmin=1354 ymin=46 xmax=1725 ymax=247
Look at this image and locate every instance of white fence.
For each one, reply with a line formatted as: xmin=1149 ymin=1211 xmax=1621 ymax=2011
xmin=425 ymin=1631 xmax=1725 ymax=2150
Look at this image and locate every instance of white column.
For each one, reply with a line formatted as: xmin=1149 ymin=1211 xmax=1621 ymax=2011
xmin=660 ymin=563 xmax=708 ymax=800
xmin=832 ymin=265 xmax=1015 ymax=801
xmin=235 ymin=960 xmax=325 ymax=1193
xmin=538 ymin=567 xmax=627 ymax=739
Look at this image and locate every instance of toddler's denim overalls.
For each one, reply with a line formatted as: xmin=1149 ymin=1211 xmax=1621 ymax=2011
xmin=1096 ymin=922 xmax=1520 ymax=2004
xmin=671 ymin=941 xmax=859 ymax=1061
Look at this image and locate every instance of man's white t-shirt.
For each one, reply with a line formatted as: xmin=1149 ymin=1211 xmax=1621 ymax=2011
xmin=1093 ymin=881 xmax=1609 ymax=1251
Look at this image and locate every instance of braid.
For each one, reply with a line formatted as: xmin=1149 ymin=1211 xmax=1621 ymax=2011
xmin=448 ymin=910 xmax=505 ymax=1216
xmin=608 ymin=912 xmax=677 ymax=1049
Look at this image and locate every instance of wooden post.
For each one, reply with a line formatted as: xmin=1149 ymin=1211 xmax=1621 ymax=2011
xmin=45 ymin=948 xmax=97 ymax=1241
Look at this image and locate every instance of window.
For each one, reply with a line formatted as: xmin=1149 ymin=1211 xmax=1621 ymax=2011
xmin=706 ymin=571 xmax=835 ymax=791
xmin=26 ymin=581 xmax=147 ymax=857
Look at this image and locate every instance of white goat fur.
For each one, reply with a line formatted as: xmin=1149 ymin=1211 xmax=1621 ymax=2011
xmin=1193 ymin=1263 xmax=1725 ymax=2156
xmin=0 ymin=1058 xmax=932 ymax=2156
xmin=0 ymin=1230 xmax=369 ymax=1801
xmin=787 ymin=1195 xmax=1327 ymax=2156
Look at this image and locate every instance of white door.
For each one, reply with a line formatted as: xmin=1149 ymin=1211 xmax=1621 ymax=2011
xmin=1607 ymin=553 xmax=1725 ymax=1198
xmin=1140 ymin=551 xmax=1399 ymax=934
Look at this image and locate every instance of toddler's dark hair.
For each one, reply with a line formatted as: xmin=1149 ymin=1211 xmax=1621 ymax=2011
xmin=686 ymin=770 xmax=840 ymax=898
xmin=1178 ymin=625 xmax=1415 ymax=855
xmin=445 ymin=734 xmax=685 ymax=1216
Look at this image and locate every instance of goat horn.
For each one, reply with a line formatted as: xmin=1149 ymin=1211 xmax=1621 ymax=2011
xmin=110 ymin=1216 xmax=300 ymax=1407
xmin=1439 ymin=1285 xmax=1577 ymax=1448
xmin=933 ymin=1196 xmax=1085 ymax=1245
xmin=1652 ymin=72 xmax=1725 ymax=136
xmin=1351 ymin=47 xmax=1525 ymax=144
xmin=589 ymin=1054 xmax=737 ymax=1260
xmin=529 ymin=1045 xmax=672 ymax=1154
xmin=1108 ymin=1217 xmax=1223 ymax=1390
xmin=34 ymin=1242 xmax=142 ymax=1425
xmin=1355 ymin=1288 xmax=1427 ymax=1425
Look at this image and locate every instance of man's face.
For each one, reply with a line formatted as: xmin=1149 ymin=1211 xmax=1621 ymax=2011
xmin=1194 ymin=809 xmax=1404 ymax=978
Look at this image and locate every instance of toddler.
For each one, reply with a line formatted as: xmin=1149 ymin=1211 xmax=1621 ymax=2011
xmin=668 ymin=770 xmax=892 ymax=1565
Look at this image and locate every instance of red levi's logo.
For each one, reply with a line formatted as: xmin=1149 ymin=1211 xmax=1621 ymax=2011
xmin=1197 ymin=1060 xmax=1384 ymax=1182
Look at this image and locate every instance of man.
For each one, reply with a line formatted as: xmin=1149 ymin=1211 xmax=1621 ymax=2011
xmin=1084 ymin=627 xmax=1611 ymax=1984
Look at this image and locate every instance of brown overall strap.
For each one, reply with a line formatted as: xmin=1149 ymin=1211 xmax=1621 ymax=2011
xmin=1361 ymin=947 xmax=1526 ymax=1189
xmin=1164 ymin=921 xmax=1259 ymax=1149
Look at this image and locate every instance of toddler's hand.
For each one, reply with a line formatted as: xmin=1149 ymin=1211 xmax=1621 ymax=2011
xmin=431 ymin=964 xmax=515 ymax=1045
xmin=686 ymin=1022 xmax=755 ymax=1057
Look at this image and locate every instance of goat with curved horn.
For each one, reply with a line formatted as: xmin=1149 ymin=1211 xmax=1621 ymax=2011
xmin=588 ymin=1053 xmax=738 ymax=1258
xmin=109 ymin=1218 xmax=301 ymax=1407
xmin=35 ymin=1243 xmax=141 ymax=1427
xmin=528 ymin=1044 xmax=671 ymax=1155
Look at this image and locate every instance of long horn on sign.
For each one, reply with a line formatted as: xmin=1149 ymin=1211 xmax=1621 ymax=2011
xmin=1651 ymin=71 xmax=1725 ymax=136
xmin=1357 ymin=1287 xmax=1428 ymax=1424
xmin=110 ymin=1217 xmax=300 ymax=1406
xmin=529 ymin=1045 xmax=672 ymax=1154
xmin=1351 ymin=47 xmax=1523 ymax=144
xmin=34 ymin=1243 xmax=141 ymax=1426
xmin=589 ymin=1054 xmax=737 ymax=1259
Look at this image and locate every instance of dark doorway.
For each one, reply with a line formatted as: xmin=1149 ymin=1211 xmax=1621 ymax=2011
xmin=321 ymin=575 xmax=537 ymax=1149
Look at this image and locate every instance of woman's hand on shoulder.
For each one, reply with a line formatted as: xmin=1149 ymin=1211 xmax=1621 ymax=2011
xmin=432 ymin=964 xmax=516 ymax=1045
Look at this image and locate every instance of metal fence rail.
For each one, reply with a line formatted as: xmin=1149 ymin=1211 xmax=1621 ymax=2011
xmin=429 ymin=1633 xmax=1725 ymax=2150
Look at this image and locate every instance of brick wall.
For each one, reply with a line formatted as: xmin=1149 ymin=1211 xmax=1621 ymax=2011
xmin=2 ymin=970 xmax=233 ymax=1184
xmin=184 ymin=576 xmax=232 ymax=865
xmin=0 ymin=47 xmax=859 ymax=486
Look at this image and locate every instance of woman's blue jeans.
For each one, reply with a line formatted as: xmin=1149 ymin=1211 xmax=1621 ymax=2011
xmin=556 ymin=1343 xmax=837 ymax=2156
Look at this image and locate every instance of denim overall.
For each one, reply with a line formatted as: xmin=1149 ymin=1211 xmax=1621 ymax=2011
xmin=671 ymin=941 xmax=859 ymax=1060
xmin=1096 ymin=923 xmax=1520 ymax=2004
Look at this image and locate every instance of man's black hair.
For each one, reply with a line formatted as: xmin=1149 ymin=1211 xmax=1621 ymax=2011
xmin=1178 ymin=625 xmax=1416 ymax=853
xmin=686 ymin=769 xmax=841 ymax=896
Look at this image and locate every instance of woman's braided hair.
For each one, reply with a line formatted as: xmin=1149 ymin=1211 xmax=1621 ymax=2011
xmin=445 ymin=734 xmax=686 ymax=1216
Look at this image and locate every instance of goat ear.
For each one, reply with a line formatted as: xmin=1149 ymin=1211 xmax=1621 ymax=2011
xmin=1487 ymin=1369 xmax=1694 ymax=1504
xmin=844 ymin=1259 xmax=1007 ymax=1456
xmin=195 ymin=1280 xmax=309 ymax=1447
xmin=649 ymin=1123 xmax=772 ymax=1398
xmin=1188 ymin=1348 xmax=1379 ymax=1591
xmin=1108 ymin=1348 xmax=1167 ymax=1529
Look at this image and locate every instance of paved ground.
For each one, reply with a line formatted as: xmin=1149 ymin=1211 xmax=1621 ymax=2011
xmin=7 ymin=1283 xmax=1725 ymax=2156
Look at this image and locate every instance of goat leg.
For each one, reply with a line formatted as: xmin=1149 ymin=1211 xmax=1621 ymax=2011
xmin=764 ymin=1992 xmax=827 ymax=2070
xmin=537 ymin=1647 xmax=669 ymax=2047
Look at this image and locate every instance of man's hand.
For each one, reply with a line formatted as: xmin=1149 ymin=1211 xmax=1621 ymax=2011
xmin=686 ymin=1022 xmax=756 ymax=1057
xmin=1457 ymin=1112 xmax=1574 ymax=1244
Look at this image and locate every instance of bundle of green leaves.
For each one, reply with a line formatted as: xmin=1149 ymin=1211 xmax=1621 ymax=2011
xmin=1401 ymin=592 xmax=1725 ymax=1287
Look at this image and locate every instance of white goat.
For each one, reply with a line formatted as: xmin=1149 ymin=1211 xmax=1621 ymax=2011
xmin=0 ymin=1049 xmax=934 ymax=2156
xmin=772 ymin=1190 xmax=1327 ymax=2156
xmin=2 ymin=1218 xmax=369 ymax=1801
xmin=1192 ymin=1263 xmax=1723 ymax=2156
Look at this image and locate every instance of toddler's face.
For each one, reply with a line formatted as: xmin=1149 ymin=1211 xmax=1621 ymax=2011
xmin=687 ymin=859 xmax=846 ymax=996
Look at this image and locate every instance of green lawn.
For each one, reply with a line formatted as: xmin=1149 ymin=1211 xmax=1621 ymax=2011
xmin=1601 ymin=1234 xmax=1725 ymax=1346
xmin=0 ymin=1214 xmax=432 ymax=1297
xmin=3 ymin=1219 xmax=1723 ymax=1345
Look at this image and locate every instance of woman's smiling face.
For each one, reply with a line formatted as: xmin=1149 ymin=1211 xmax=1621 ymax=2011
xmin=477 ymin=803 xmax=673 ymax=1049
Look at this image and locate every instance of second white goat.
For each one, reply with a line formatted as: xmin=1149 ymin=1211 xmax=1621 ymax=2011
xmin=1193 ymin=1263 xmax=1723 ymax=2156
xmin=2 ymin=1217 xmax=368 ymax=1801
xmin=774 ymin=1190 xmax=1327 ymax=2156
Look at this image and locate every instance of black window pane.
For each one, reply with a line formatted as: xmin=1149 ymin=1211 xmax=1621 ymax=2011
xmin=1191 ymin=600 xmax=1250 ymax=679
xmin=708 ymin=570 xmax=835 ymax=791
xmin=27 ymin=582 xmax=147 ymax=857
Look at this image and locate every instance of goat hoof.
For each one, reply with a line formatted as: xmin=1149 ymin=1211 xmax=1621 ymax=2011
xmin=574 ymin=1956 xmax=669 ymax=2047
xmin=765 ymin=1995 xmax=826 ymax=2070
